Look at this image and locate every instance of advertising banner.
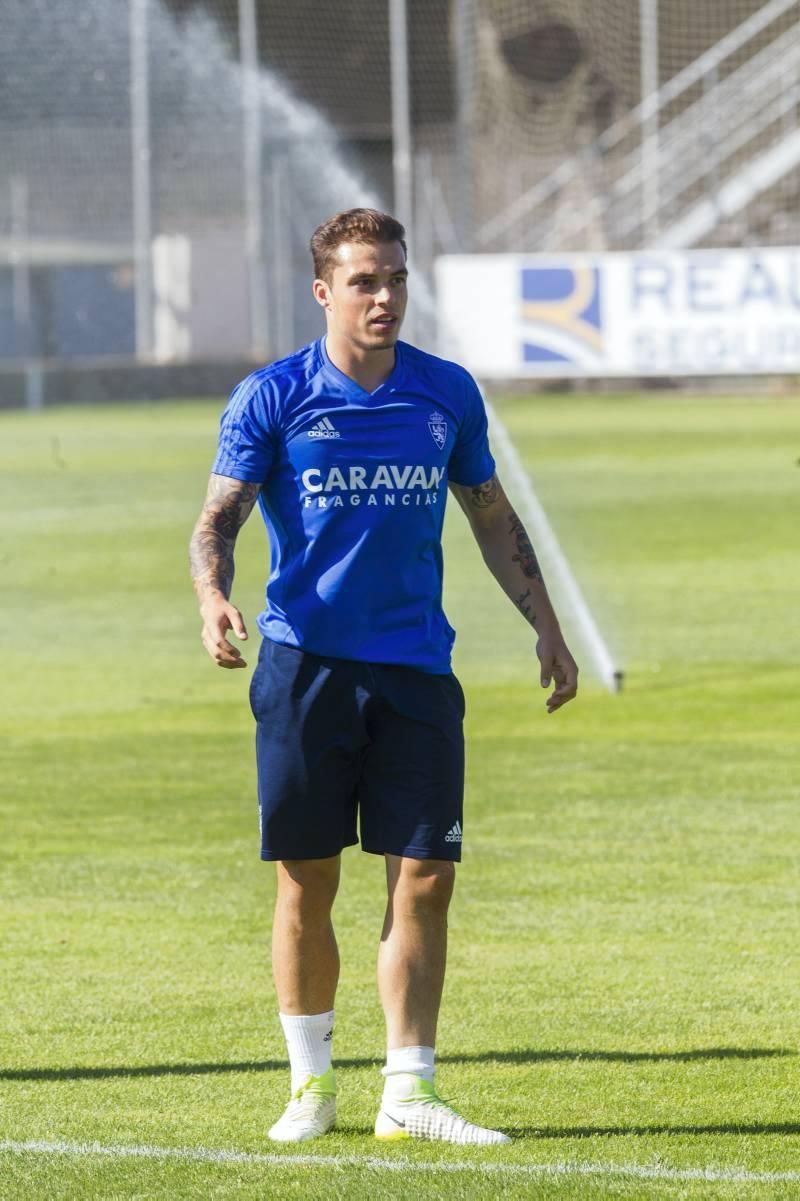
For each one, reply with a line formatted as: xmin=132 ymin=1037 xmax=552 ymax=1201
xmin=436 ymin=249 xmax=800 ymax=377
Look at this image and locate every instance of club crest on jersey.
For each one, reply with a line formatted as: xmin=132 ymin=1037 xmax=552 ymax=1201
xmin=428 ymin=411 xmax=447 ymax=450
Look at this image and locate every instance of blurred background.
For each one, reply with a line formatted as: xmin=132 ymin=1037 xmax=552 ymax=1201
xmin=3 ymin=0 xmax=800 ymax=405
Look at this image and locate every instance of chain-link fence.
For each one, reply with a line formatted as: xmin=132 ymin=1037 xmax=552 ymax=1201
xmin=2 ymin=0 xmax=799 ymax=385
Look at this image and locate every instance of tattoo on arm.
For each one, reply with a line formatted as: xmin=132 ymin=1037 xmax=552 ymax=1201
xmin=509 ymin=511 xmax=543 ymax=581
xmin=516 ymin=588 xmax=537 ymax=626
xmin=189 ymin=476 xmax=260 ymax=601
xmin=469 ymin=475 xmax=500 ymax=509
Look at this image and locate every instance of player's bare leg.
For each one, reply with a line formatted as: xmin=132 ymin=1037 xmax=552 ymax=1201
xmin=378 ymin=854 xmax=453 ymax=1048
xmin=273 ymin=857 xmax=341 ymax=1014
xmin=375 ymin=852 xmax=510 ymax=1145
xmin=268 ymin=856 xmax=340 ymax=1143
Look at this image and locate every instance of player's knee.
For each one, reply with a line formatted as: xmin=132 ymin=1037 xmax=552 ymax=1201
xmin=277 ymin=857 xmax=340 ymax=913
xmin=398 ymin=859 xmax=455 ymax=913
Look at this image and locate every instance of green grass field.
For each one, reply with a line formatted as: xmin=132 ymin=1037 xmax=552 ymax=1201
xmin=1 ymin=393 xmax=799 ymax=1199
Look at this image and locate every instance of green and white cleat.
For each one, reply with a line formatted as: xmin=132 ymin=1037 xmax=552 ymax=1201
xmin=268 ymin=1069 xmax=337 ymax=1143
xmin=375 ymin=1076 xmax=511 ymax=1145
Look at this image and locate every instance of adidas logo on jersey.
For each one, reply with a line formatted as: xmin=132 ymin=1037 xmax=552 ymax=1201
xmin=307 ymin=417 xmax=341 ymax=439
xmin=445 ymin=821 xmax=462 ymax=843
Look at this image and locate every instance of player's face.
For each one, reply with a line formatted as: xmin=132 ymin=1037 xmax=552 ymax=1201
xmin=316 ymin=240 xmax=408 ymax=351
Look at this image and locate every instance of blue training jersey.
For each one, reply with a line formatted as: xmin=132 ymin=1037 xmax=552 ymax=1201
xmin=212 ymin=337 xmax=495 ymax=673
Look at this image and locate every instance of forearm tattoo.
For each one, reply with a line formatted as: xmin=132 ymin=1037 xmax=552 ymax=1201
xmin=509 ymin=511 xmax=543 ymax=581
xmin=189 ymin=476 xmax=260 ymax=601
xmin=469 ymin=476 xmax=500 ymax=508
xmin=516 ymin=587 xmax=537 ymax=626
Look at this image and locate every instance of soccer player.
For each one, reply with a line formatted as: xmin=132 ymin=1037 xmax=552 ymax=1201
xmin=189 ymin=208 xmax=578 ymax=1145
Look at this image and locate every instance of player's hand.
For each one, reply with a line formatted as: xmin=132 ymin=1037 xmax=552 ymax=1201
xmin=536 ymin=629 xmax=578 ymax=713
xmin=199 ymin=595 xmax=249 ymax=669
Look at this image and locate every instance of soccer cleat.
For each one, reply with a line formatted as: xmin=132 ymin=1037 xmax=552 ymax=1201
xmin=375 ymin=1076 xmax=511 ymax=1145
xmin=267 ymin=1069 xmax=337 ymax=1143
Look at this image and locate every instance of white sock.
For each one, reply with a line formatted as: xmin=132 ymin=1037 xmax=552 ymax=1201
xmin=279 ymin=1010 xmax=335 ymax=1094
xmin=381 ymin=1045 xmax=435 ymax=1101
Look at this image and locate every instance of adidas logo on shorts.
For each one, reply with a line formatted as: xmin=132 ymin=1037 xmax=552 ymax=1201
xmin=445 ymin=820 xmax=462 ymax=843
xmin=307 ymin=417 xmax=341 ymax=439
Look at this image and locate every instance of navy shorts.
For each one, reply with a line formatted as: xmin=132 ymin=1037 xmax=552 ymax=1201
xmin=249 ymin=638 xmax=466 ymax=862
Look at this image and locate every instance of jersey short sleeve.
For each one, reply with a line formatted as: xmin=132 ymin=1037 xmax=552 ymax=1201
xmin=447 ymin=370 xmax=496 ymax=487
xmin=212 ymin=373 xmax=277 ymax=483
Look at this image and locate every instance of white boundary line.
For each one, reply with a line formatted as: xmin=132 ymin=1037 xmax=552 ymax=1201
xmin=483 ymin=394 xmax=620 ymax=693
xmin=2 ymin=1139 xmax=800 ymax=1185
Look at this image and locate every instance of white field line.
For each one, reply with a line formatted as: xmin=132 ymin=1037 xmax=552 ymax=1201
xmin=483 ymin=395 xmax=619 ymax=692
xmin=1 ymin=1139 xmax=800 ymax=1185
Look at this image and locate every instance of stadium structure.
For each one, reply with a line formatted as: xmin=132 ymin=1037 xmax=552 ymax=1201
xmin=1 ymin=0 xmax=799 ymax=403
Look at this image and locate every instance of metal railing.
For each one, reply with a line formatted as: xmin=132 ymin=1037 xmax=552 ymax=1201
xmin=476 ymin=0 xmax=800 ymax=252
xmin=612 ymin=23 xmax=800 ymax=243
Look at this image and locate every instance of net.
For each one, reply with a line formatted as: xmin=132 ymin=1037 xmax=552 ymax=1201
xmin=466 ymin=0 xmax=800 ymax=252
xmin=2 ymin=0 xmax=799 ymax=367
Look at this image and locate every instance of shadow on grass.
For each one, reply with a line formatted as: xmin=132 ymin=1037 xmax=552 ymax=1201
xmin=334 ymin=1120 xmax=800 ymax=1139
xmin=1 ymin=1046 xmax=794 ymax=1083
xmin=511 ymin=1122 xmax=800 ymax=1139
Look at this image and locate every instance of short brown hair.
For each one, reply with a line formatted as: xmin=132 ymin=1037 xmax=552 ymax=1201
xmin=310 ymin=208 xmax=407 ymax=283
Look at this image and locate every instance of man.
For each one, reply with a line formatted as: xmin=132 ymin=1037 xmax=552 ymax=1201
xmin=189 ymin=208 xmax=577 ymax=1146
